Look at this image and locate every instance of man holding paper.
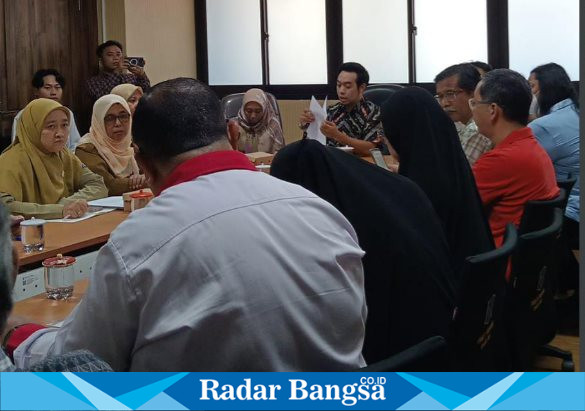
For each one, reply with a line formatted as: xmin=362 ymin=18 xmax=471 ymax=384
xmin=299 ymin=62 xmax=384 ymax=156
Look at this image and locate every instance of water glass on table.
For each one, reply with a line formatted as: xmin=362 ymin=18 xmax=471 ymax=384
xmin=20 ymin=218 xmax=46 ymax=253
xmin=43 ymin=254 xmax=76 ymax=300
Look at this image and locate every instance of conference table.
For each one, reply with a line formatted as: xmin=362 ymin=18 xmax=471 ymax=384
xmin=13 ymin=210 xmax=127 ymax=303
xmin=12 ymin=278 xmax=89 ymax=326
xmin=13 ymin=210 xmax=128 ymax=323
xmin=15 ymin=210 xmax=128 ymax=269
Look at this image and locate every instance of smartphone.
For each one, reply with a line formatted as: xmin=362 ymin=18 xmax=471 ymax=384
xmin=370 ymin=148 xmax=389 ymax=171
xmin=126 ymin=56 xmax=145 ymax=67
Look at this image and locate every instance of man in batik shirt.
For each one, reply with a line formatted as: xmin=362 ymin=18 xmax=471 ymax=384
xmin=299 ymin=62 xmax=383 ymax=157
xmin=86 ymin=40 xmax=150 ymax=102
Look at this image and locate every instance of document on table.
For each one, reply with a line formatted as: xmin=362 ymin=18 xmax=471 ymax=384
xmin=306 ymin=96 xmax=328 ymax=145
xmin=88 ymin=196 xmax=124 ymax=209
xmin=47 ymin=207 xmax=115 ymax=224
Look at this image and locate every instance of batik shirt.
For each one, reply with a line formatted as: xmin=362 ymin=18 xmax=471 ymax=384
xmin=304 ymin=99 xmax=383 ymax=147
xmin=325 ymin=99 xmax=383 ymax=147
xmin=86 ymin=72 xmax=150 ymax=102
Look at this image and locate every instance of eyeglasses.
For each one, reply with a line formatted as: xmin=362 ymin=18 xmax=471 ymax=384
xmin=468 ymin=98 xmax=493 ymax=109
xmin=434 ymin=89 xmax=463 ymax=102
xmin=104 ymin=113 xmax=131 ymax=125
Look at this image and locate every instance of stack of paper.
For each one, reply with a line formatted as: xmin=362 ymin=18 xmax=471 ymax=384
xmin=306 ymin=96 xmax=328 ymax=145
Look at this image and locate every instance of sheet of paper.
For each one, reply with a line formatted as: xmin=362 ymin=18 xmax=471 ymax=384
xmin=306 ymin=96 xmax=327 ymax=145
xmin=88 ymin=196 xmax=123 ymax=209
xmin=47 ymin=207 xmax=115 ymax=224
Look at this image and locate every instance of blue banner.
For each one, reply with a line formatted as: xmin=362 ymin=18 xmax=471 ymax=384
xmin=1 ymin=372 xmax=583 ymax=410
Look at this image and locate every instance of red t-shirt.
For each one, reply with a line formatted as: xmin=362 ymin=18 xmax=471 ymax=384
xmin=473 ymin=127 xmax=560 ymax=247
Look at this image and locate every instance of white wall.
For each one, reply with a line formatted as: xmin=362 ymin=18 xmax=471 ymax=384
xmin=123 ymin=0 xmax=197 ymax=85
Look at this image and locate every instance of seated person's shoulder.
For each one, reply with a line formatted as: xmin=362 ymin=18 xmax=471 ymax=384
xmin=75 ymin=142 xmax=97 ymax=155
xmin=0 ymin=144 xmax=26 ymax=165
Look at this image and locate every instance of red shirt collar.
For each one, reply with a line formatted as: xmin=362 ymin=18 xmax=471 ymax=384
xmin=159 ymin=150 xmax=257 ymax=194
xmin=498 ymin=127 xmax=533 ymax=148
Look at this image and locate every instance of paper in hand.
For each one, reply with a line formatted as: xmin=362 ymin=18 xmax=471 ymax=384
xmin=306 ymin=96 xmax=328 ymax=145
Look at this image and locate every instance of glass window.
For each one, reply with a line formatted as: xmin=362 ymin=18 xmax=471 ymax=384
xmin=509 ymin=0 xmax=579 ymax=80
xmin=266 ymin=0 xmax=328 ymax=85
xmin=414 ymin=0 xmax=488 ymax=82
xmin=206 ymin=0 xmax=263 ymax=85
xmin=343 ymin=0 xmax=408 ymax=83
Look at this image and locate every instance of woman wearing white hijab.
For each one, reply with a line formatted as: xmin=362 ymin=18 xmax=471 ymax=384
xmin=232 ymin=88 xmax=285 ymax=154
xmin=76 ymin=94 xmax=146 ymax=195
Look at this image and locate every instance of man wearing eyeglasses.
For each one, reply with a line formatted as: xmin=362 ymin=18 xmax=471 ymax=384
xmin=434 ymin=63 xmax=493 ymax=165
xmin=470 ymin=69 xmax=559 ymax=247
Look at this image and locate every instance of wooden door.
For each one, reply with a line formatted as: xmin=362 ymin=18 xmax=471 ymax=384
xmin=0 ymin=0 xmax=98 ymax=144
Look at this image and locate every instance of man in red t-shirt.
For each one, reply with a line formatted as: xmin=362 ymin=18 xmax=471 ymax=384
xmin=471 ymin=69 xmax=559 ymax=246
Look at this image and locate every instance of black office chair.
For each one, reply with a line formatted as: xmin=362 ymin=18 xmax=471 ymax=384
xmin=220 ymin=92 xmax=282 ymax=126
xmin=554 ymin=175 xmax=579 ymax=298
xmin=449 ymin=223 xmax=517 ymax=371
xmin=507 ymin=208 xmax=572 ymax=370
xmin=517 ymin=191 xmax=575 ymax=370
xmin=557 ymin=176 xmax=577 ymax=196
xmin=518 ymin=189 xmax=566 ymax=234
xmin=356 ymin=336 xmax=448 ymax=372
xmin=363 ymin=84 xmax=404 ymax=107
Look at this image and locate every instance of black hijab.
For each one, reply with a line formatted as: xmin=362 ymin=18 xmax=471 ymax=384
xmin=271 ymin=140 xmax=457 ymax=363
xmin=381 ymin=87 xmax=494 ymax=279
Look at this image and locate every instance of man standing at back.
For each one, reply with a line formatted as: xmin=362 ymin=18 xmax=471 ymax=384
xmin=435 ymin=63 xmax=493 ymax=165
xmin=11 ymin=78 xmax=367 ymax=372
xmin=86 ymin=40 xmax=150 ymax=102
xmin=299 ymin=62 xmax=383 ymax=156
xmin=471 ymin=69 xmax=559 ymax=246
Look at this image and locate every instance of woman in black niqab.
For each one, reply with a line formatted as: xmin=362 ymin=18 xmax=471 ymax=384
xmin=271 ymin=140 xmax=457 ymax=364
xmin=381 ymin=87 xmax=494 ymax=280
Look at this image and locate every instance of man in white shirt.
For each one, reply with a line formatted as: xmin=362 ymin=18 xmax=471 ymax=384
xmin=434 ymin=63 xmax=492 ymax=165
xmin=11 ymin=69 xmax=81 ymax=150
xmin=11 ymin=78 xmax=367 ymax=372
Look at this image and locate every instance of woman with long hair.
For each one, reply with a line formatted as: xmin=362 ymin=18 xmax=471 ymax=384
xmin=529 ymin=63 xmax=580 ymax=288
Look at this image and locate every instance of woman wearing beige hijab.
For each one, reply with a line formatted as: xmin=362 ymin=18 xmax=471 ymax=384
xmin=76 ymin=95 xmax=146 ymax=195
xmin=110 ymin=84 xmax=143 ymax=116
xmin=0 ymin=99 xmax=107 ymax=219
xmin=232 ymin=88 xmax=285 ymax=154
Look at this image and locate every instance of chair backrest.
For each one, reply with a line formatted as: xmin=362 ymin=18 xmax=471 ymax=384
xmin=557 ymin=176 xmax=577 ymax=196
xmin=507 ymin=207 xmax=563 ymax=370
xmin=221 ymin=92 xmax=282 ymax=126
xmin=363 ymin=84 xmax=404 ymax=107
xmin=518 ymin=189 xmax=566 ymax=235
xmin=449 ymin=223 xmax=517 ymax=371
xmin=356 ymin=336 xmax=448 ymax=372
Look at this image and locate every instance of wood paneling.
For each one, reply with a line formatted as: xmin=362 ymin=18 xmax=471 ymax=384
xmin=0 ymin=0 xmax=6 ymax=111
xmin=1 ymin=0 xmax=98 ymax=133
